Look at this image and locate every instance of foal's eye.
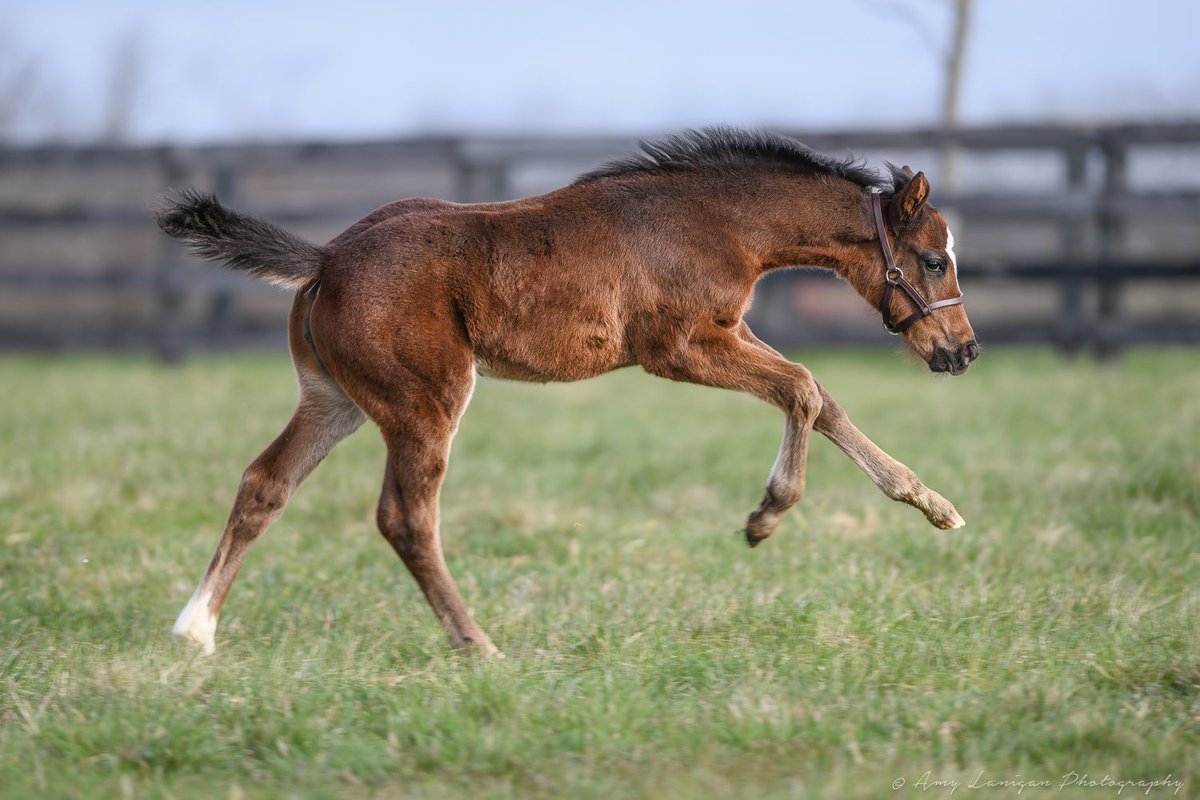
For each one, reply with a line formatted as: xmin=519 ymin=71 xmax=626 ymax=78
xmin=922 ymin=257 xmax=945 ymax=274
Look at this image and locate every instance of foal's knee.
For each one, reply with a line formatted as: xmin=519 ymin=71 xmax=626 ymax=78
xmin=376 ymin=495 xmax=406 ymax=551
xmin=794 ymin=380 xmax=823 ymax=421
xmin=234 ymin=465 xmax=291 ymax=523
xmin=771 ymin=375 xmax=822 ymax=422
xmin=376 ymin=495 xmax=436 ymax=564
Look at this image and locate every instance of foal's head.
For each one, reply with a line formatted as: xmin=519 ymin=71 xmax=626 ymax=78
xmin=871 ymin=168 xmax=978 ymax=375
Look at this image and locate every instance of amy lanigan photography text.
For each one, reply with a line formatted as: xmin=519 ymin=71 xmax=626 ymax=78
xmin=893 ymin=770 xmax=1184 ymax=796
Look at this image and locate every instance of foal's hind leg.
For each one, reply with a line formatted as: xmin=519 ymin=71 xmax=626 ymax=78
xmin=376 ymin=426 xmax=498 ymax=658
xmin=642 ymin=321 xmax=823 ymax=546
xmin=735 ymin=325 xmax=964 ymax=530
xmin=370 ymin=374 xmax=499 ymax=658
xmin=173 ymin=370 xmax=364 ymax=653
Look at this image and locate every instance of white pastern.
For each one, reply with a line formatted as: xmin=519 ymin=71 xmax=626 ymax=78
xmin=173 ymin=586 xmax=217 ymax=654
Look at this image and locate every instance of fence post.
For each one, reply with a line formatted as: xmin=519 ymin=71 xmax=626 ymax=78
xmin=1057 ymin=142 xmax=1089 ymax=355
xmin=206 ymin=161 xmax=240 ymax=347
xmin=155 ymin=147 xmax=188 ymax=364
xmin=1096 ymin=134 xmax=1128 ymax=359
xmin=453 ymin=142 xmax=510 ymax=202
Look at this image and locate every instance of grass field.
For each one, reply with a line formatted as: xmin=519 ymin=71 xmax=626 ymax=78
xmin=1 ymin=349 xmax=1197 ymax=799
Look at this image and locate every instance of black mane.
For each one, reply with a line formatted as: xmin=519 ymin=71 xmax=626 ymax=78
xmin=576 ymin=127 xmax=888 ymax=189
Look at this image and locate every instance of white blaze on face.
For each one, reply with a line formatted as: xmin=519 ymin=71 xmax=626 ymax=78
xmin=945 ymin=226 xmax=959 ymax=278
xmin=173 ymin=585 xmax=217 ymax=654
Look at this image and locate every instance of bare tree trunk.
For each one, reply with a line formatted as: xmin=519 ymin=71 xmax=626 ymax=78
xmin=940 ymin=0 xmax=971 ymax=191
xmin=102 ymin=32 xmax=142 ymax=144
xmin=0 ymin=28 xmax=43 ymax=141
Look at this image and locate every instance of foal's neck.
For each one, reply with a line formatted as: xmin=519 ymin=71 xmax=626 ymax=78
xmin=753 ymin=174 xmax=876 ymax=267
xmin=700 ymin=171 xmax=882 ymax=300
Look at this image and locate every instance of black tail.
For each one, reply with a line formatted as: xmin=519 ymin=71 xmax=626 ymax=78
xmin=154 ymin=188 xmax=325 ymax=289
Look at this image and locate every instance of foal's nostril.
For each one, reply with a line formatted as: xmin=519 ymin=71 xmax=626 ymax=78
xmin=929 ymin=347 xmax=952 ymax=373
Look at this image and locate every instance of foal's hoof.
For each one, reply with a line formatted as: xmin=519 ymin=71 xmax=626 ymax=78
xmin=457 ymin=634 xmax=503 ymax=660
xmin=172 ymin=627 xmax=216 ymax=655
xmin=475 ymin=643 xmax=505 ymax=660
xmin=921 ymin=491 xmax=966 ymax=530
xmin=932 ymin=509 xmax=966 ymax=530
xmin=744 ymin=510 xmax=778 ymax=547
xmin=902 ymin=484 xmax=966 ymax=531
xmin=172 ymin=590 xmax=217 ymax=655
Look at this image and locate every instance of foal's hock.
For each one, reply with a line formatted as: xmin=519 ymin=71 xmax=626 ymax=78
xmin=157 ymin=128 xmax=977 ymax=657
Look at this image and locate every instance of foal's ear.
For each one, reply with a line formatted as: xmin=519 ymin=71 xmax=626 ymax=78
xmin=892 ymin=170 xmax=930 ymax=227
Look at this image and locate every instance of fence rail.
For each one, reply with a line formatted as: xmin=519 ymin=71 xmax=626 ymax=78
xmin=2 ymin=121 xmax=1199 ymax=359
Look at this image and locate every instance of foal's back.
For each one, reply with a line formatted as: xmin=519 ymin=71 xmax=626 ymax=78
xmin=316 ymin=179 xmax=757 ymax=384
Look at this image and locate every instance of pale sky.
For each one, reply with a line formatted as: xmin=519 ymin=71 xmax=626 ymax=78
xmin=3 ymin=0 xmax=1198 ymax=143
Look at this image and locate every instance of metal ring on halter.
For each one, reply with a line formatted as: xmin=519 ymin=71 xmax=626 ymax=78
xmin=886 ymin=267 xmax=904 ymax=282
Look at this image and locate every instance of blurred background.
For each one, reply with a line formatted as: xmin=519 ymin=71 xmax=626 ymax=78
xmin=2 ymin=0 xmax=1198 ymax=361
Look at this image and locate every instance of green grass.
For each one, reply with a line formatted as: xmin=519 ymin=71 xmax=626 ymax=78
xmin=1 ymin=349 xmax=1197 ymax=799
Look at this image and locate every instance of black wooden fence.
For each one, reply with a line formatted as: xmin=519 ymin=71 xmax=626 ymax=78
xmin=2 ymin=122 xmax=1198 ymax=360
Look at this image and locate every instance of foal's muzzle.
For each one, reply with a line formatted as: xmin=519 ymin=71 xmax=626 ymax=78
xmin=929 ymin=340 xmax=979 ymax=375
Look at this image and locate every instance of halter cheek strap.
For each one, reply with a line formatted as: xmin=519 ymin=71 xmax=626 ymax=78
xmin=870 ymin=190 xmax=964 ymax=335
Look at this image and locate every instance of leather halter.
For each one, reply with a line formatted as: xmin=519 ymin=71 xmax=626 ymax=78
xmin=870 ymin=190 xmax=964 ymax=335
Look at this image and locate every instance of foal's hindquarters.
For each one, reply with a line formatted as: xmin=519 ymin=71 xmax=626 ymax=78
xmin=174 ymin=259 xmax=506 ymax=656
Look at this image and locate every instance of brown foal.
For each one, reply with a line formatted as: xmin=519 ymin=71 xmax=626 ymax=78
xmin=157 ymin=128 xmax=978 ymax=657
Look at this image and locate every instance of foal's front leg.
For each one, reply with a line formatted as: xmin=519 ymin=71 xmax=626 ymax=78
xmin=736 ymin=324 xmax=964 ymax=531
xmin=814 ymin=387 xmax=965 ymax=529
xmin=642 ymin=322 xmax=822 ymax=546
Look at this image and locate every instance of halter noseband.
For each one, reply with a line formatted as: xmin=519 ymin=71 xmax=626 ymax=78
xmin=870 ymin=190 xmax=964 ymax=335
